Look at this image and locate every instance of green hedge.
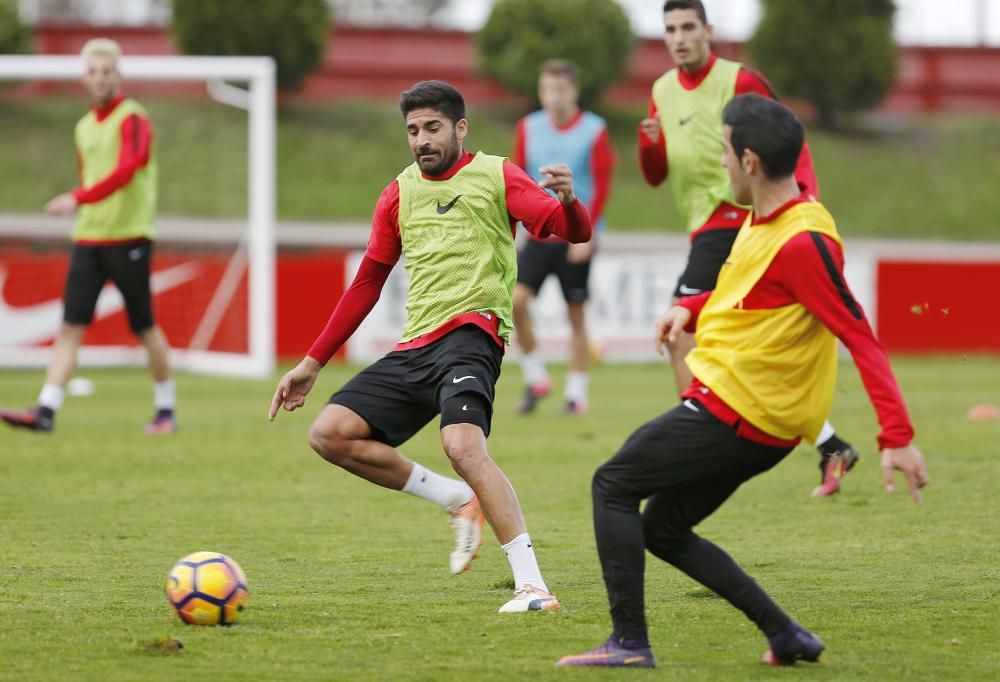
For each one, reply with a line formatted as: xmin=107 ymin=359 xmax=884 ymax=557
xmin=0 ymin=1 xmax=32 ymax=55
xmin=749 ymin=0 xmax=897 ymax=126
xmin=476 ymin=0 xmax=633 ymax=107
xmin=172 ymin=0 xmax=329 ymax=90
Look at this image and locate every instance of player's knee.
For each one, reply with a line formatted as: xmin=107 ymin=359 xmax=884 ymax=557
xmin=441 ymin=427 xmax=486 ymax=470
xmin=307 ymin=417 xmax=355 ymax=466
xmin=591 ymin=464 xmax=619 ymax=502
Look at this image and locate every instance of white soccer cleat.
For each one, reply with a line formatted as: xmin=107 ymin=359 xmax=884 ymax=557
xmin=498 ymin=584 xmax=560 ymax=613
xmin=448 ymin=495 xmax=484 ymax=574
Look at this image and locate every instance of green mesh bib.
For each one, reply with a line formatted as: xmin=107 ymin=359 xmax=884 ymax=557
xmin=396 ymin=152 xmax=516 ymax=343
xmin=652 ymin=58 xmax=742 ymax=232
xmin=73 ymin=98 xmax=157 ymax=242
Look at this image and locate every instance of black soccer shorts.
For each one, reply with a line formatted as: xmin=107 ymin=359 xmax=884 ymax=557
xmin=517 ymin=238 xmax=592 ymax=303
xmin=673 ymin=227 xmax=740 ymax=299
xmin=328 ymin=325 xmax=503 ymax=447
xmin=63 ymin=240 xmax=156 ymax=333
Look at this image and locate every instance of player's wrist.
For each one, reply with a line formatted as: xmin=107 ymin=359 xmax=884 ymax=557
xmin=302 ymin=355 xmax=325 ymax=372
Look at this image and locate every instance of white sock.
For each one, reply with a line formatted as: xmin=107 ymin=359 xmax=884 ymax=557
xmin=501 ymin=532 xmax=548 ymax=592
xmin=401 ymin=461 xmax=472 ymax=511
xmin=815 ymin=420 xmax=836 ymax=447
xmin=153 ymin=380 xmax=176 ymax=411
xmin=38 ymin=383 xmax=65 ymax=411
xmin=519 ymin=351 xmax=549 ymax=387
xmin=564 ymin=372 xmax=589 ymax=403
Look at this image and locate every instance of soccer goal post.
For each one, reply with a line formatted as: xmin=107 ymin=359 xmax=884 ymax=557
xmin=0 ymin=55 xmax=276 ymax=379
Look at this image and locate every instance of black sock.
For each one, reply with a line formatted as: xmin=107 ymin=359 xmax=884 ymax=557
xmin=817 ymin=433 xmax=850 ymax=458
xmin=155 ymin=408 xmax=173 ymax=419
xmin=617 ymin=636 xmax=651 ymax=650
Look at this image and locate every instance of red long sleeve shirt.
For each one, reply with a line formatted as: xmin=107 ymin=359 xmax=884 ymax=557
xmin=71 ymin=94 xmax=154 ymax=206
xmin=677 ymin=195 xmax=914 ymax=451
xmin=638 ymin=54 xmax=819 ymax=236
xmin=512 ymin=110 xmax=616 ymax=229
xmin=307 ymin=151 xmax=592 ymax=364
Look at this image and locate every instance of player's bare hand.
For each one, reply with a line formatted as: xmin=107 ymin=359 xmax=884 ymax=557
xmin=268 ymin=357 xmax=323 ymax=421
xmin=640 ymin=117 xmax=661 ymax=144
xmin=45 ymin=193 xmax=78 ymax=216
xmin=880 ymin=444 xmax=929 ymax=505
xmin=654 ymin=305 xmax=691 ymax=356
xmin=567 ymin=241 xmax=593 ymax=264
xmin=538 ymin=163 xmax=577 ymax=204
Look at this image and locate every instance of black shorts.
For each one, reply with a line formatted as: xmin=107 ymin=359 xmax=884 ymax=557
xmin=673 ymin=228 xmax=740 ymax=299
xmin=517 ymin=238 xmax=591 ymax=303
xmin=63 ymin=240 xmax=155 ymax=333
xmin=328 ymin=325 xmax=503 ymax=447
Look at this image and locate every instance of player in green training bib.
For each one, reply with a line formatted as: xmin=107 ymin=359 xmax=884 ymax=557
xmin=0 ymin=38 xmax=176 ymax=436
xmin=637 ymin=0 xmax=859 ymax=497
xmin=269 ymin=81 xmax=592 ymax=614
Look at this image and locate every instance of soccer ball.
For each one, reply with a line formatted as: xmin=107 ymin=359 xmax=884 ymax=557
xmin=166 ymin=551 xmax=249 ymax=625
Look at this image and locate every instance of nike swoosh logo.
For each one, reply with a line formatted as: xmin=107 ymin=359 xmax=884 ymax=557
xmin=679 ymin=113 xmax=696 ymax=126
xmin=452 ymin=375 xmax=477 ymax=383
xmin=0 ymin=261 xmax=201 ymax=346
xmin=436 ymin=195 xmax=462 ymax=214
xmin=682 ymin=399 xmax=700 ymax=412
xmin=678 ymin=284 xmax=702 ymax=295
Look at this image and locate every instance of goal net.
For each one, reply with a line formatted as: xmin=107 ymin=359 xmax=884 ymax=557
xmin=0 ymin=55 xmax=275 ymax=379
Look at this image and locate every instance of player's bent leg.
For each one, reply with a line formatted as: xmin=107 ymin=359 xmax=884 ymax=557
xmin=440 ymin=420 xmax=526 ymax=544
xmin=308 ymin=404 xmax=413 ymax=490
xmin=440 ymin=416 xmax=557 ymax=612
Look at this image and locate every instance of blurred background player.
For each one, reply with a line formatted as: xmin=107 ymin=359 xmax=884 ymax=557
xmin=0 ymin=38 xmax=175 ymax=435
xmin=511 ymin=59 xmax=615 ymax=415
xmin=638 ymin=0 xmax=856 ymax=495
xmin=269 ymin=81 xmax=592 ymax=613
xmin=559 ymin=94 xmax=928 ymax=669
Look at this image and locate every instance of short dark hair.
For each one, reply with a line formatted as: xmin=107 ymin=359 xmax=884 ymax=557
xmin=399 ymin=80 xmax=465 ymax=123
xmin=663 ymin=0 xmax=707 ymax=25
xmin=722 ymin=94 xmax=804 ymax=180
xmin=539 ymin=58 xmax=579 ymax=86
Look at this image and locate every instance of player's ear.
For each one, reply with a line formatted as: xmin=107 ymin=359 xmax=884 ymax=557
xmin=455 ymin=118 xmax=468 ymax=142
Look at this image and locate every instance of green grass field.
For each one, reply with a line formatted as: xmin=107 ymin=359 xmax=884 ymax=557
xmin=1 ymin=357 xmax=998 ymax=680
xmin=1 ymin=96 xmax=999 ymax=239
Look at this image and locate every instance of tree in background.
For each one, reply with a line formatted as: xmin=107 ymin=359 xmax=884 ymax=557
xmin=476 ymin=0 xmax=633 ymax=107
xmin=749 ymin=0 xmax=897 ymax=127
xmin=172 ymin=0 xmax=329 ymax=90
xmin=0 ymin=0 xmax=32 ymax=54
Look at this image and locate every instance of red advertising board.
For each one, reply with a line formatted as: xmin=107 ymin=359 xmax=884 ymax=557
xmin=876 ymin=261 xmax=1000 ymax=352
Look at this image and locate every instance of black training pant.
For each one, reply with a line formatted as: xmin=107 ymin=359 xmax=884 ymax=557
xmin=592 ymin=399 xmax=794 ymax=643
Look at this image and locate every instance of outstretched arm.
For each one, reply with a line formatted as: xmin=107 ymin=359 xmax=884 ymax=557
xmin=782 ymin=232 xmax=929 ymax=502
xmin=269 ymin=182 xmax=402 ymax=420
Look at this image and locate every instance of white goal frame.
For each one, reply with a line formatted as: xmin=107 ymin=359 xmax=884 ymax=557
xmin=0 ymin=55 xmax=276 ymax=378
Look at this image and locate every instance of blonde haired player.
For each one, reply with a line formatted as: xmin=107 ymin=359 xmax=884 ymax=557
xmin=1 ymin=38 xmax=175 ymax=434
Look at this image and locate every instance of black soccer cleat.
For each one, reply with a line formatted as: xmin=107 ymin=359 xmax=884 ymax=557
xmin=0 ymin=406 xmax=54 ymax=432
xmin=762 ymin=620 xmax=826 ymax=666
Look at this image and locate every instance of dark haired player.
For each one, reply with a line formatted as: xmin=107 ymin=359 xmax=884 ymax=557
xmin=269 ymin=81 xmax=592 ymax=614
xmin=640 ymin=0 xmax=857 ymax=495
xmin=558 ymin=94 xmax=928 ymax=668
